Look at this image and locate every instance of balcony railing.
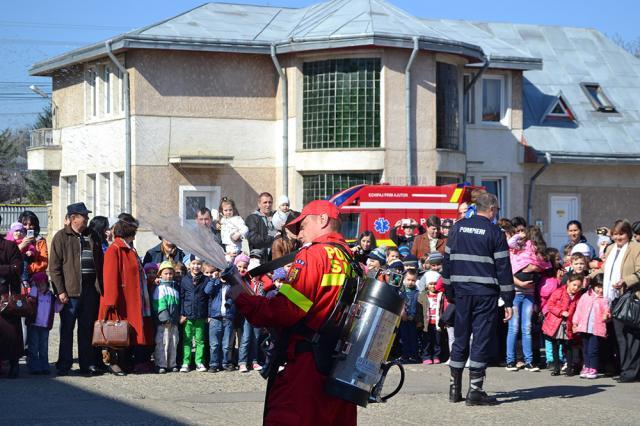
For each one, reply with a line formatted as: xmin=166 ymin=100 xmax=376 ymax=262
xmin=29 ymin=128 xmax=56 ymax=148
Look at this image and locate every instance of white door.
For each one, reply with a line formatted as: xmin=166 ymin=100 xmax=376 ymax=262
xmin=549 ymin=195 xmax=579 ymax=250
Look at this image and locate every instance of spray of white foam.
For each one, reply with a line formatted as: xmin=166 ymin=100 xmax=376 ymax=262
xmin=138 ymin=209 xmax=228 ymax=270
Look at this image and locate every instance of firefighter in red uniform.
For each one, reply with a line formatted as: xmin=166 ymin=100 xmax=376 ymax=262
xmin=229 ymin=200 xmax=357 ymax=426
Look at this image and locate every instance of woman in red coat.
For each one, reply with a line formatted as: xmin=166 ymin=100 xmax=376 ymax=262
xmin=542 ymin=273 xmax=582 ymax=376
xmin=99 ymin=214 xmax=153 ymax=376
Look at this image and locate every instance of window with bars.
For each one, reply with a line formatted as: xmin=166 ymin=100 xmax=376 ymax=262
xmin=436 ymin=62 xmax=460 ymax=150
xmin=302 ymin=172 xmax=381 ymax=205
xmin=302 ymin=58 xmax=381 ymax=149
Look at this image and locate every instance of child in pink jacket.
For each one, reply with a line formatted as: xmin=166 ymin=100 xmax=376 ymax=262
xmin=508 ymin=226 xmax=551 ymax=293
xmin=572 ymin=274 xmax=610 ymax=379
xmin=538 ymin=248 xmax=563 ymax=367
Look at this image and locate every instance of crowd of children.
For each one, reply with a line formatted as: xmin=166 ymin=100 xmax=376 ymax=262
xmin=8 ymin=205 xmax=640 ymax=383
xmin=367 ymin=215 xmax=637 ymax=384
xmin=143 ymin=253 xmax=273 ymax=374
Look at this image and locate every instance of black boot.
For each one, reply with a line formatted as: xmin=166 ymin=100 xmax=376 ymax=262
xmin=449 ymin=367 xmax=463 ymax=403
xmin=8 ymin=361 xmax=19 ymax=379
xmin=465 ymin=368 xmax=497 ymax=406
xmin=551 ymin=357 xmax=560 ymax=376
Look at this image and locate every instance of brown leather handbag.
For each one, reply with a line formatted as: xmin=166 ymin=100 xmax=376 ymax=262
xmin=0 ymin=287 xmax=36 ymax=318
xmin=92 ymin=308 xmax=131 ymax=349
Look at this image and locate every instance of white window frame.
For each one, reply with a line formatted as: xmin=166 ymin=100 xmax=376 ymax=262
xmin=480 ymin=75 xmax=508 ymax=126
xmin=62 ymin=175 xmax=77 ymax=207
xmin=547 ymin=100 xmax=571 ymax=118
xmin=178 ymin=185 xmax=221 ymax=225
xmin=113 ymin=172 xmax=124 ymax=215
xmin=470 ymin=174 xmax=509 ymax=218
xmin=86 ymin=174 xmax=96 ymax=212
xmin=86 ymin=67 xmax=98 ymax=118
xmin=118 ymin=68 xmax=125 ymax=112
xmin=99 ymin=172 xmax=111 ymax=217
xmin=103 ymin=65 xmax=111 ymax=115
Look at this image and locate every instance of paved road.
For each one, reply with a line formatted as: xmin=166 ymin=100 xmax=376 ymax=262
xmin=2 ymin=360 xmax=639 ymax=425
xmin=1 ymin=320 xmax=639 ymax=425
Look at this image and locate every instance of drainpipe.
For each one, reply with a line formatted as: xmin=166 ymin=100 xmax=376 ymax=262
xmin=462 ymin=57 xmax=490 ymax=181
xmin=527 ymin=152 xmax=552 ymax=225
xmin=271 ymin=44 xmax=288 ymax=197
xmin=405 ymin=36 xmax=419 ymax=185
xmin=105 ymin=40 xmax=131 ymax=214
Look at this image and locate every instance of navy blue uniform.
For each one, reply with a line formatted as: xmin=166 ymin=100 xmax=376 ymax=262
xmin=442 ymin=215 xmax=514 ymax=370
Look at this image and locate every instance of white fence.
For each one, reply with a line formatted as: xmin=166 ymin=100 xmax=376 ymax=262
xmin=0 ymin=204 xmax=50 ymax=235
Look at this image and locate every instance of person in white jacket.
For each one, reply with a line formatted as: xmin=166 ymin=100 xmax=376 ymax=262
xmin=219 ymin=198 xmax=248 ymax=253
xmin=271 ymin=195 xmax=292 ymax=232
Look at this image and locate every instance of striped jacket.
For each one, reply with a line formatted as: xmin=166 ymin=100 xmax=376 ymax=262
xmin=441 ymin=215 xmax=515 ymax=307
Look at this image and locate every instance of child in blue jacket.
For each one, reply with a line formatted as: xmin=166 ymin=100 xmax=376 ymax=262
xmin=205 ymin=269 xmax=236 ymax=372
xmin=179 ymin=258 xmax=209 ymax=372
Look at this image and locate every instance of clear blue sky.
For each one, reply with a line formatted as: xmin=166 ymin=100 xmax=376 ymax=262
xmin=1 ymin=0 xmax=638 ymax=130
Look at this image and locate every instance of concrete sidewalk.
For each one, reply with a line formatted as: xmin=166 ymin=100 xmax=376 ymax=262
xmin=1 ymin=317 xmax=639 ymax=425
xmin=1 ymin=360 xmax=638 ymax=425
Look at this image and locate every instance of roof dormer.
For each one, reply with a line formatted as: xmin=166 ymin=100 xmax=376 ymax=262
xmin=541 ymin=91 xmax=576 ymax=123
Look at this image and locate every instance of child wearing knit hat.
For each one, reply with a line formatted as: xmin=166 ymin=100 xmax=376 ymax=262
xmin=153 ymin=261 xmax=181 ymax=373
xmin=418 ymin=270 xmax=443 ymax=365
xmin=235 ymin=253 xmax=263 ymax=373
xmin=366 ymin=247 xmax=387 ymax=272
xmin=271 ymin=195 xmax=292 ymax=232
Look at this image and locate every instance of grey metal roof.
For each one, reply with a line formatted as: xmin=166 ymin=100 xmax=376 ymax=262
xmin=30 ymin=0 xmax=522 ymax=76
xmin=420 ymin=19 xmax=542 ymax=70
xmin=504 ymin=23 xmax=640 ymax=162
xmin=424 ymin=19 xmax=640 ymax=162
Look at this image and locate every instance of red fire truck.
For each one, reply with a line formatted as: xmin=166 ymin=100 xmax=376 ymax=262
xmin=329 ymin=183 xmax=481 ymax=245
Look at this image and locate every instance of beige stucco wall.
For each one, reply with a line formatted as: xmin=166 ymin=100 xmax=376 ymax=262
xmin=128 ymin=50 xmax=277 ymax=120
xmin=465 ymin=69 xmax=526 ymax=218
xmin=52 ymin=66 xmax=85 ymax=129
xmin=383 ymin=50 xmax=437 ymax=185
xmin=131 ymin=115 xmax=277 ymax=168
xmin=526 ymin=163 xmax=640 ymax=247
xmin=131 ymin=164 xmax=276 ymax=253
xmin=49 ymin=171 xmax=61 ymax=232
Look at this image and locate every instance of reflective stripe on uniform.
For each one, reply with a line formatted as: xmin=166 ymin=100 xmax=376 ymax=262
xmin=449 ymin=360 xmax=466 ymax=369
xmin=500 ymin=284 xmax=515 ymax=292
xmin=449 ymin=254 xmax=494 ymax=264
xmin=442 ymin=278 xmax=451 ymax=285
xmin=445 ymin=246 xmax=451 ymax=254
xmin=468 ymin=360 xmax=487 ymax=369
xmin=279 ymin=284 xmax=313 ymax=313
xmin=493 ymin=250 xmax=509 ymax=259
xmin=450 ymin=275 xmax=498 ymax=285
xmin=320 ymin=273 xmax=346 ymax=287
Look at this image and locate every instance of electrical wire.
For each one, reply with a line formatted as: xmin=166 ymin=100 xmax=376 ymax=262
xmin=0 ymin=20 xmax=131 ymax=31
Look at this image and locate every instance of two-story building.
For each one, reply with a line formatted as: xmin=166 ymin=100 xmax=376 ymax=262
xmin=28 ymin=0 xmax=640 ymax=251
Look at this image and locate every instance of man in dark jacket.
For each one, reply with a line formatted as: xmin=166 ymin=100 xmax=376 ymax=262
xmin=245 ymin=192 xmax=276 ymax=261
xmin=143 ymin=238 xmax=186 ymax=265
xmin=182 ymin=207 xmax=222 ymax=265
xmin=442 ymin=193 xmax=514 ymax=406
xmin=49 ymin=202 xmax=104 ymax=376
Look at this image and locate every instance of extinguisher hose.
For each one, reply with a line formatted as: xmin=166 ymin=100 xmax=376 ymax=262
xmin=380 ymin=361 xmax=405 ymax=402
